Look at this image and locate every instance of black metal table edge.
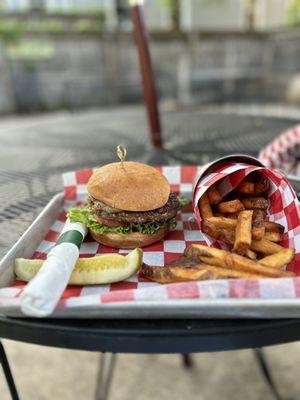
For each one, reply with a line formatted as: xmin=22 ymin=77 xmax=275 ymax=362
xmin=1 ymin=317 xmax=300 ymax=353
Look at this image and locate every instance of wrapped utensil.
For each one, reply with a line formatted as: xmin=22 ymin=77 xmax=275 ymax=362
xmin=20 ymin=219 xmax=87 ymax=317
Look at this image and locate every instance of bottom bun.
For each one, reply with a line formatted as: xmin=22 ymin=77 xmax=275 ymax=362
xmin=89 ymin=223 xmax=170 ymax=249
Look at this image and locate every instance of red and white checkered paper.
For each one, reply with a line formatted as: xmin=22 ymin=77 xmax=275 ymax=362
xmin=259 ymin=125 xmax=300 ymax=172
xmin=1 ymin=164 xmax=300 ymax=311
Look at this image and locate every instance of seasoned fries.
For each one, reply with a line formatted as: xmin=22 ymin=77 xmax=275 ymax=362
xmin=255 ymin=175 xmax=270 ymax=195
xmin=237 ymin=181 xmax=255 ymax=195
xmin=224 ymin=213 xmax=240 ymax=219
xmin=250 ymin=238 xmax=284 ymax=255
xmin=259 ymin=249 xmax=295 ymax=269
xmin=252 ymin=209 xmax=265 ymax=240
xmin=217 ymin=199 xmax=245 ymax=214
xmin=141 ymin=257 xmax=264 ymax=283
xmin=241 ymin=197 xmax=269 ymax=210
xmin=202 ymin=220 xmax=234 ymax=245
xmin=233 ymin=210 xmax=253 ymax=255
xmin=206 ymin=216 xmax=237 ymax=230
xmin=185 ymin=244 xmax=294 ymax=278
xmin=199 ymin=192 xmax=213 ymax=219
xmin=141 ymin=172 xmax=295 ymax=286
xmin=264 ymin=232 xmax=283 ymax=243
xmin=245 ymin=249 xmax=257 ymax=260
xmin=141 ymin=262 xmax=212 ymax=283
xmin=207 ymin=186 xmax=222 ymax=204
xmin=237 ymin=174 xmax=270 ymax=196
xmin=196 ymin=172 xmax=295 ymax=278
xmin=264 ymin=221 xmax=284 ymax=234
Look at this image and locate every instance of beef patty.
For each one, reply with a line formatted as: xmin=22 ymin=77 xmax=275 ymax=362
xmin=89 ymin=192 xmax=180 ymax=225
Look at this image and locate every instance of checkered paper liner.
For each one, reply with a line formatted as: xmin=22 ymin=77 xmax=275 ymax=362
xmin=259 ymin=125 xmax=300 ymax=174
xmin=1 ymin=165 xmax=300 ymax=311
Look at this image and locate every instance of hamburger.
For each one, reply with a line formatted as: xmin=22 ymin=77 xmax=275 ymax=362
xmin=69 ymin=161 xmax=181 ymax=248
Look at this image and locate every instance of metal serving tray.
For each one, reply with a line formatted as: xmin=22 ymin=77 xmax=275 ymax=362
xmin=1 ymin=193 xmax=300 ymax=319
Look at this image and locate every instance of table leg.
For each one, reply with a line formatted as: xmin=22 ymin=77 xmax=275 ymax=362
xmin=0 ymin=341 xmax=20 ymax=400
xmin=182 ymin=354 xmax=193 ymax=368
xmin=94 ymin=353 xmax=117 ymax=400
xmin=254 ymin=348 xmax=288 ymax=400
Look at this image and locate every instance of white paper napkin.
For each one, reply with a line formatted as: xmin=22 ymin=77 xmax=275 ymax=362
xmin=20 ymin=220 xmax=87 ymax=317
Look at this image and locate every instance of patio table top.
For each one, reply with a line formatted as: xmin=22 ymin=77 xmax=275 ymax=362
xmin=0 ymin=105 xmax=299 ymax=353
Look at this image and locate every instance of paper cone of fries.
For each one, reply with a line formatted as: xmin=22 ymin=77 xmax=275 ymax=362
xmin=192 ymin=155 xmax=300 ymax=273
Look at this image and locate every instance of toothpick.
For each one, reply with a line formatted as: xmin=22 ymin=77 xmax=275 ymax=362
xmin=117 ymin=145 xmax=127 ymax=168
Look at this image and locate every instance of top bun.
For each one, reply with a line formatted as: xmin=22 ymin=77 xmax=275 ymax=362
xmin=87 ymin=161 xmax=170 ymax=211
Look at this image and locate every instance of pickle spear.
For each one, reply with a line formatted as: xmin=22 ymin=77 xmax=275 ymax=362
xmin=15 ymin=248 xmax=143 ymax=285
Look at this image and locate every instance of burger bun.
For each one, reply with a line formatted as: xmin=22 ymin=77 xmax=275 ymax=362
xmin=89 ymin=223 xmax=170 ymax=249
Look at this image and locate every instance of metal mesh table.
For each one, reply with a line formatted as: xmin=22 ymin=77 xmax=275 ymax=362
xmin=0 ymin=108 xmax=298 ymax=400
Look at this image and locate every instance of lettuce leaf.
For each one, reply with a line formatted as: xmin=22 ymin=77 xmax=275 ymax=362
xmin=68 ymin=206 xmax=177 ymax=236
xmin=178 ymin=197 xmax=190 ymax=208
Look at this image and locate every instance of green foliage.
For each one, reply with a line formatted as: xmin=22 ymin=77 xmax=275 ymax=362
xmin=0 ymin=7 xmax=106 ymax=43
xmin=178 ymin=197 xmax=190 ymax=207
xmin=160 ymin=0 xmax=224 ymax=6
xmin=0 ymin=20 xmax=25 ymax=44
xmin=26 ymin=20 xmax=63 ymax=33
xmin=74 ymin=19 xmax=103 ymax=33
xmin=54 ymin=6 xmax=106 ymax=21
xmin=159 ymin=0 xmax=176 ymax=8
xmin=159 ymin=0 xmax=180 ymax=30
xmin=6 ymin=40 xmax=55 ymax=60
xmin=287 ymin=0 xmax=300 ymax=26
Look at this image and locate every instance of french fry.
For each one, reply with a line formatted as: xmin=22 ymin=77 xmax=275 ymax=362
xmin=207 ymin=185 xmax=222 ymax=205
xmin=250 ymin=238 xmax=284 ymax=255
xmin=264 ymin=221 xmax=285 ymax=234
xmin=224 ymin=213 xmax=239 ymax=219
xmin=208 ymin=215 xmax=284 ymax=243
xmin=252 ymin=227 xmax=265 ymax=241
xmin=142 ymin=264 xmax=264 ymax=282
xmin=237 ymin=174 xmax=270 ymax=196
xmin=199 ymin=193 xmax=213 ymax=219
xmin=185 ymin=244 xmax=294 ymax=278
xmin=252 ymin=209 xmax=265 ymax=240
xmin=236 ymin=181 xmax=255 ymax=195
xmin=246 ymin=249 xmax=257 ymax=260
xmin=217 ymin=199 xmax=245 ymax=214
xmin=254 ymin=175 xmax=270 ymax=195
xmin=259 ymin=249 xmax=295 ymax=269
xmin=140 ymin=263 xmax=210 ymax=283
xmin=233 ymin=210 xmax=253 ymax=255
xmin=253 ymin=209 xmax=267 ymax=219
xmin=206 ymin=216 xmax=237 ymax=230
xmin=140 ymin=258 xmax=264 ymax=283
xmin=202 ymin=220 xmax=234 ymax=245
xmin=264 ymin=231 xmax=283 ymax=242
xmin=193 ymin=264 xmax=263 ymax=279
xmin=207 ymin=216 xmax=282 ymax=243
xmin=241 ymin=197 xmax=269 ymax=210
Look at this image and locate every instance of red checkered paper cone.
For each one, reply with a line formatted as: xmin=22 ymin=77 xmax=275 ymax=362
xmin=193 ymin=160 xmax=300 ymax=273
